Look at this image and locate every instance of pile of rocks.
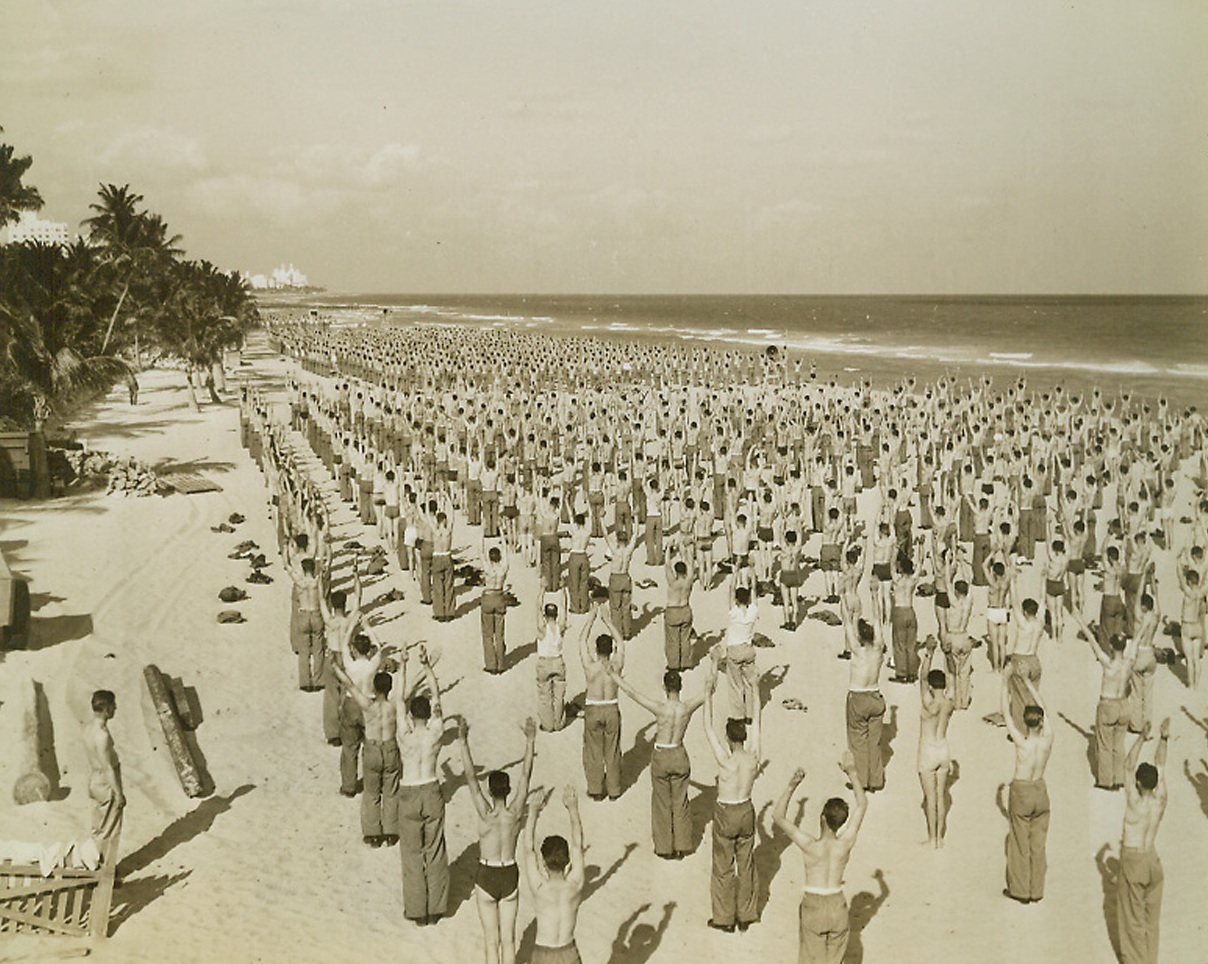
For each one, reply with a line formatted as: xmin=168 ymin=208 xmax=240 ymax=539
xmin=60 ymin=449 xmax=163 ymax=496
xmin=104 ymin=456 xmax=165 ymax=497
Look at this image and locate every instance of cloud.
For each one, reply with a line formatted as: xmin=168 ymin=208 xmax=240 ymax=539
xmin=98 ymin=126 xmax=208 ymax=174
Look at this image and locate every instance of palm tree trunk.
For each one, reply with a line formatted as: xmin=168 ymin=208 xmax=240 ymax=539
xmin=28 ymin=419 xmax=50 ymax=499
xmin=100 ymin=282 xmax=130 ymax=355
xmin=206 ymin=368 xmax=222 ymax=405
xmin=185 ymin=370 xmax=200 ymax=412
xmin=213 ymin=359 xmax=228 ymax=393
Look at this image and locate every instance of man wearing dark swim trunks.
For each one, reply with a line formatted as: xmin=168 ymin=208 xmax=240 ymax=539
xmin=458 ymin=716 xmax=536 ymax=964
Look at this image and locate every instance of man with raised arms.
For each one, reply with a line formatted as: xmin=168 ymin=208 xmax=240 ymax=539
xmin=606 ymin=525 xmax=641 ymax=640
xmin=772 ymin=754 xmax=870 ymax=963
xmin=319 ymin=560 xmax=363 ymax=747
xmin=578 ymin=607 xmax=626 ymax=801
xmin=331 ymin=630 xmax=400 ymax=846
xmin=1006 ymin=561 xmax=1046 ymax=732
xmin=1000 ymin=661 xmax=1054 ymax=903
xmin=1117 ymin=718 xmax=1169 ymax=964
xmin=663 ymin=543 xmax=695 ymax=670
xmin=608 ymin=664 xmax=707 ymax=859
xmin=481 ymin=538 xmax=510 ymax=674
xmin=521 ymin=787 xmax=586 ymax=964
xmin=846 ymin=618 xmax=887 ymax=793
xmin=917 ymin=637 xmax=954 ymax=848
xmin=395 ymin=645 xmax=449 ymax=925
xmin=703 ymin=658 xmax=761 ymax=933
xmin=457 ymin=715 xmax=537 ymax=964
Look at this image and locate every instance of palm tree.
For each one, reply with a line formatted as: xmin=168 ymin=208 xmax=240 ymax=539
xmin=83 ymin=184 xmax=183 ymax=358
xmin=0 ymin=129 xmax=43 ymax=229
xmin=156 ymin=260 xmax=256 ymax=410
xmin=0 ymin=241 xmax=131 ymax=496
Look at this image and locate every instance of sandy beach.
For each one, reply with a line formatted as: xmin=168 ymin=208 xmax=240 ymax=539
xmin=2 ymin=330 xmax=1207 ymax=964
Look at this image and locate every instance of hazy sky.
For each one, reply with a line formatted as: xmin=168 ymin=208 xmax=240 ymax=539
xmin=3 ymin=0 xmax=1205 ymax=294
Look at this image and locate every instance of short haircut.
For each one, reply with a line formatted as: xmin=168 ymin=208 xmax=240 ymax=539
xmin=409 ymin=695 xmax=432 ymax=720
xmin=595 ymin=634 xmax=614 ymax=657
xmin=1140 ymin=593 xmax=1154 ymax=610
xmin=674 ymin=561 xmax=687 ymax=576
xmin=373 ymin=672 xmax=393 ymax=696
xmin=544 ymin=603 xmax=558 ymax=618
xmin=488 ymin=547 xmax=502 ymax=562
xmin=1022 ymin=598 xmax=1039 ymax=617
xmin=663 ymin=669 xmax=683 ymax=693
xmin=821 ymin=797 xmax=850 ymax=832
xmin=330 ymin=590 xmax=348 ymax=611
xmin=1135 ymin=763 xmax=1158 ymax=791
xmin=351 ymin=634 xmax=372 ymax=656
xmin=1023 ymin=704 xmax=1044 ymax=729
xmin=725 ymin=718 xmax=748 ymax=744
xmin=954 ymin=580 xmax=969 ymax=596
xmin=294 ymin=533 xmax=309 ymax=550
xmin=301 ymin=558 xmax=316 ymax=575
xmin=857 ymin=619 xmax=875 ymax=644
xmin=541 ymin=835 xmax=570 ymax=873
xmin=91 ymin=690 xmax=116 ymax=714
xmin=735 ymin=587 xmax=751 ymax=606
xmin=487 ymin=770 xmax=511 ymax=800
xmin=927 ymin=669 xmax=947 ymax=689
xmin=1109 ymin=634 xmax=1127 ymax=652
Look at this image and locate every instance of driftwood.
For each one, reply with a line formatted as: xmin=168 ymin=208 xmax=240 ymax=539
xmin=12 ymin=676 xmax=51 ymax=805
xmin=143 ymin=665 xmax=203 ymax=797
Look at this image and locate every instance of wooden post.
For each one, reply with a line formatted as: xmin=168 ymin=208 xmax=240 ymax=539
xmin=143 ymin=665 xmax=203 ymax=797
xmin=12 ymin=676 xmax=51 ymax=805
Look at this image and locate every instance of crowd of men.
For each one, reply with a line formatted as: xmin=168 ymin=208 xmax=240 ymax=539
xmin=234 ymin=313 xmax=1207 ymax=963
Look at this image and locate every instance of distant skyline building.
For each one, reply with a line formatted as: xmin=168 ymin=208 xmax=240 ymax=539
xmin=0 ymin=210 xmax=70 ymax=246
xmin=241 ymin=262 xmax=315 ymax=290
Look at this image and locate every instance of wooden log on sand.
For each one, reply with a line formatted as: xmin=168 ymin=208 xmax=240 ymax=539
xmin=143 ymin=665 xmax=203 ymax=798
xmin=12 ymin=675 xmax=52 ymax=804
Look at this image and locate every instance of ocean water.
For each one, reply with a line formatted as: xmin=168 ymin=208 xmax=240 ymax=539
xmin=283 ymin=294 xmax=1208 ymax=407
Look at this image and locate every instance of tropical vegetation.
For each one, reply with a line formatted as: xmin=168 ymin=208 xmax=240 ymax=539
xmin=0 ymin=129 xmax=258 ymax=495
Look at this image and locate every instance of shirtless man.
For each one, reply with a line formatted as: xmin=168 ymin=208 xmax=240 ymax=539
xmin=777 ymin=528 xmax=807 ymax=631
xmin=1072 ymin=610 xmax=1138 ymax=789
xmin=664 ymin=544 xmax=695 ymax=670
xmin=984 ymin=553 xmax=1011 ymax=672
xmin=870 ymin=522 xmax=896 ymax=637
xmin=1128 ymin=589 xmax=1160 ymax=734
xmin=837 ymin=542 xmax=864 ymax=660
xmin=889 ymin=557 xmax=920 ymax=684
xmin=1117 ymin=718 xmax=1169 ymax=964
xmin=1043 ymin=538 xmax=1069 ymax=640
xmin=918 ymin=639 xmax=954 ymax=848
xmin=566 ymin=513 xmax=592 ymax=614
xmin=819 ymin=507 xmax=845 ymax=603
xmin=1177 ymin=557 xmax=1207 ymax=688
xmin=430 ymin=508 xmax=455 ymax=621
xmin=609 ymin=666 xmax=707 ymax=859
xmin=481 ymin=539 xmax=510 ymax=674
xmin=320 ymin=566 xmax=363 ymax=748
xmin=521 ymin=787 xmax=586 ymax=964
xmin=284 ymin=542 xmax=326 ymax=691
xmin=538 ymin=497 xmax=563 ymax=591
xmin=703 ymin=659 xmax=762 ymax=932
xmin=772 ymin=755 xmax=870 ymax=963
xmin=332 ymin=633 xmax=400 ymax=846
xmin=396 ymin=646 xmax=449 ymax=925
xmin=579 ymin=608 xmax=625 ymax=801
xmin=1001 ymin=663 xmax=1054 ymax=903
xmin=607 ymin=526 xmax=641 ymax=640
xmin=845 ymin=619 xmax=887 ymax=793
xmin=457 ymin=716 xmax=537 ymax=964
xmin=942 ymin=577 xmax=974 ymax=710
xmin=1006 ymin=565 xmax=1046 ymax=732
xmin=84 ymin=690 xmax=125 ymax=864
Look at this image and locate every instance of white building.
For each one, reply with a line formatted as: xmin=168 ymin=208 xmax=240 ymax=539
xmin=0 ymin=210 xmax=70 ymax=246
xmin=242 ymin=263 xmax=312 ymax=290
